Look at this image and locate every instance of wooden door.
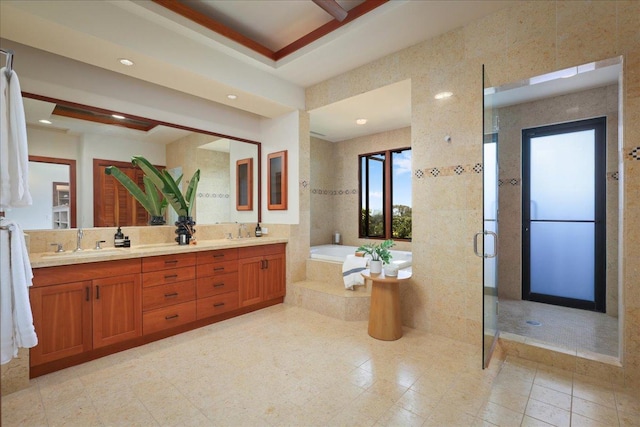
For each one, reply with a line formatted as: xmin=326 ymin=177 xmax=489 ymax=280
xmin=238 ymin=256 xmax=263 ymax=307
xmin=263 ymin=253 xmax=285 ymax=301
xmin=30 ymin=281 xmax=92 ymax=366
xmin=93 ymin=159 xmax=150 ymax=227
xmin=93 ymin=274 xmax=142 ymax=348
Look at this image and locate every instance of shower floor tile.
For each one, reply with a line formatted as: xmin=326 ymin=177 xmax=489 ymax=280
xmin=498 ymin=299 xmax=618 ymax=357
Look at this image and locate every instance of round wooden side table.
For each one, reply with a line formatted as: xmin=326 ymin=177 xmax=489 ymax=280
xmin=361 ymin=269 xmax=412 ymax=341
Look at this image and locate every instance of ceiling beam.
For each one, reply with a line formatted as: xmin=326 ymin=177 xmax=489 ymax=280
xmin=312 ymin=0 xmax=348 ymax=22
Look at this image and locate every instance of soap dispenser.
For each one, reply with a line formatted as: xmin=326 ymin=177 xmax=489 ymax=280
xmin=255 ymin=223 xmax=262 ymax=237
xmin=114 ymin=226 xmax=125 ymax=247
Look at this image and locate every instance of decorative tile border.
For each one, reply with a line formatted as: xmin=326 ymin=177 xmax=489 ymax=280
xmin=498 ymin=178 xmax=521 ymax=187
xmin=311 ymin=188 xmax=358 ymax=195
xmin=607 ymin=172 xmax=619 ymax=181
xmin=197 ymin=193 xmax=230 ymax=198
xmin=415 ymin=163 xmax=483 ymax=179
xmin=629 ymin=147 xmax=640 ymax=160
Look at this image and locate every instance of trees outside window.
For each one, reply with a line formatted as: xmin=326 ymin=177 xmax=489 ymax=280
xmin=359 ymin=148 xmax=411 ymax=240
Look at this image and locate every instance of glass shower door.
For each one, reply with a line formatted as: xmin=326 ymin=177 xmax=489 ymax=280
xmin=480 ymin=66 xmax=499 ymax=369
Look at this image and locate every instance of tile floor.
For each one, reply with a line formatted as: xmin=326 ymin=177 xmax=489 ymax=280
xmin=498 ymin=299 xmax=619 ymax=357
xmin=2 ymin=304 xmax=638 ymax=426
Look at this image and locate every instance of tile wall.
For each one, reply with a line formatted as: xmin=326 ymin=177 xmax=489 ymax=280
xmin=304 ymin=0 xmax=640 ymax=386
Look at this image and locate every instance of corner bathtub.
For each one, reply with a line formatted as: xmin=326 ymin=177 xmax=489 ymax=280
xmin=310 ymin=244 xmax=412 ymax=269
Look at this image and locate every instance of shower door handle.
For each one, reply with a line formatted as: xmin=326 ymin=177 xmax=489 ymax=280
xmin=473 ymin=231 xmax=498 ymax=258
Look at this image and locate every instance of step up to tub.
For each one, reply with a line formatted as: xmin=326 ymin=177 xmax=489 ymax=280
xmin=286 ymin=280 xmax=370 ymax=321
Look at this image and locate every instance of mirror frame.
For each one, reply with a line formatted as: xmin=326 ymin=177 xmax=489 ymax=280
xmin=236 ymin=158 xmax=253 ymax=211
xmin=267 ymin=150 xmax=287 ymax=210
xmin=23 ymin=92 xmax=262 ymax=226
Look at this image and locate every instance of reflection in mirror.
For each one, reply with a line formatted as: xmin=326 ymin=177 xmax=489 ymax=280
xmin=20 ymin=94 xmax=261 ymax=229
xmin=268 ymin=150 xmax=287 ymax=210
xmin=4 ymin=156 xmax=77 ymax=230
xmin=236 ymin=158 xmax=253 ymax=211
xmin=484 ymin=56 xmax=622 ymax=359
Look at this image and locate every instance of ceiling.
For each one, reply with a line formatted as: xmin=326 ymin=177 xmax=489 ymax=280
xmin=1 ymin=0 xmax=516 ymax=141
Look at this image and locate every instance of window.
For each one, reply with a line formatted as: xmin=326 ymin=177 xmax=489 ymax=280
xmin=359 ymin=148 xmax=412 ymax=240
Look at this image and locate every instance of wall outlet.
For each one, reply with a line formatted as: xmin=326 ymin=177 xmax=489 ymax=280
xmin=261 ymin=227 xmax=268 ymax=235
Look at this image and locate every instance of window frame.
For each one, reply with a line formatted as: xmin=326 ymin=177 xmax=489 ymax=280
xmin=358 ymin=147 xmax=412 ymax=241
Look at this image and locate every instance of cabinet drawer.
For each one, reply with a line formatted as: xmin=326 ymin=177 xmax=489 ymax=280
xmin=196 ymin=248 xmax=238 ymax=264
xmin=142 ymin=266 xmax=195 ymax=288
xmin=196 ymin=260 xmax=238 ymax=277
xmin=196 ymin=273 xmax=238 ymax=298
xmin=143 ymin=280 xmax=196 ymax=311
xmin=197 ymin=292 xmax=239 ymax=320
xmin=238 ymin=243 xmax=285 ymax=259
xmin=142 ymin=253 xmax=196 ymax=272
xmin=143 ymin=301 xmax=196 ymax=335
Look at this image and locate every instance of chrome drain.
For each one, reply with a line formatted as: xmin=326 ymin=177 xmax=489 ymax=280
xmin=526 ymin=320 xmax=542 ymax=326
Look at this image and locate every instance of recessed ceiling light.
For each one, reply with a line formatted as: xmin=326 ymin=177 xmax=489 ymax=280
xmin=111 ymin=114 xmax=126 ymax=120
xmin=38 ymin=119 xmax=52 ymax=125
xmin=356 ymin=118 xmax=367 ymax=125
xmin=227 ymin=94 xmax=238 ymax=100
xmin=435 ymin=91 xmax=453 ymax=100
xmin=118 ymin=58 xmax=134 ymax=66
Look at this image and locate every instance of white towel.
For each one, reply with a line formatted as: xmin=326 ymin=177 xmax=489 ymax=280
xmin=342 ymin=254 xmax=368 ymax=290
xmin=1 ymin=220 xmax=37 ymax=365
xmin=0 ymin=68 xmax=32 ymax=210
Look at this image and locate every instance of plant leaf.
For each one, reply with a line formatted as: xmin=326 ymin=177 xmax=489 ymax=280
xmin=143 ymin=176 xmax=163 ymax=216
xmin=105 ymin=166 xmax=161 ymax=216
xmin=161 ymin=169 xmax=187 ymax=216
xmin=184 ymin=169 xmax=200 ymax=217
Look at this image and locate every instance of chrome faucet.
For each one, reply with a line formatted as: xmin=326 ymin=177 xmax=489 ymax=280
xmin=74 ymin=228 xmax=84 ymax=252
xmin=238 ymin=223 xmax=245 ymax=239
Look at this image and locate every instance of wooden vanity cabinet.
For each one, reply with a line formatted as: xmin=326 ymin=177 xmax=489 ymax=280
xmin=30 ymin=259 xmax=141 ymax=367
xmin=238 ymin=243 xmax=286 ymax=307
xmin=196 ymin=248 xmax=239 ymax=319
xmin=141 ymin=253 xmax=196 ymax=335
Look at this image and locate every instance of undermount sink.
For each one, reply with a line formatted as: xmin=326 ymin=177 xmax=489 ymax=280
xmin=41 ymin=248 xmax=129 ymax=258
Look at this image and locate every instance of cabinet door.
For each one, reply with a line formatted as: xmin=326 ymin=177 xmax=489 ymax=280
xmin=30 ymin=281 xmax=92 ymax=366
xmin=263 ymin=253 xmax=286 ymax=301
xmin=238 ymin=256 xmax=263 ymax=307
xmin=93 ymin=274 xmax=142 ymax=348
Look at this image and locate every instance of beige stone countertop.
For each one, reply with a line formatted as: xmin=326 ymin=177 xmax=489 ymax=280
xmin=29 ymin=237 xmax=289 ymax=268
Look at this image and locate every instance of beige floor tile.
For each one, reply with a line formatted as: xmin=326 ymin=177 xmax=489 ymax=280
xmin=375 ymin=403 xmax=426 ymax=427
xmin=487 ymin=385 xmax=530 ymax=413
xmin=521 ymin=415 xmax=555 ymax=426
xmin=529 ymin=384 xmax=572 ymax=411
xmin=395 ymin=388 xmax=439 ymax=419
xmin=478 ymin=401 xmax=524 ymax=426
xmin=618 ymin=410 xmax=640 ymax=427
xmin=572 ymin=380 xmax=617 ymax=409
xmin=570 ymin=413 xmax=615 ymax=427
xmin=425 ymin=401 xmax=477 ymax=427
xmin=571 ymin=396 xmax=620 ymax=426
xmin=525 ymin=399 xmax=571 ymax=427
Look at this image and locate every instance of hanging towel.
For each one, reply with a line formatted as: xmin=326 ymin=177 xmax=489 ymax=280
xmin=0 ymin=68 xmax=32 ymax=210
xmin=1 ymin=219 xmax=37 ymax=365
xmin=342 ymin=254 xmax=369 ymax=290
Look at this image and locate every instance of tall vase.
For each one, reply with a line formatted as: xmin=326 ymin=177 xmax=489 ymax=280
xmin=175 ymin=216 xmax=195 ymax=245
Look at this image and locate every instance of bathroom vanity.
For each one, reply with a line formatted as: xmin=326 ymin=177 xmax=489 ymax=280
xmin=28 ymin=239 xmax=286 ymax=377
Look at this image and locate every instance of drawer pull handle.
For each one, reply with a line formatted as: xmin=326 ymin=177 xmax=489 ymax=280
xmin=213 ymin=283 xmax=225 ymax=288
xmin=96 ymin=285 xmax=100 ymax=300
xmin=214 ymin=303 xmax=225 ymax=308
xmin=164 ymin=292 xmax=178 ymax=298
xmin=165 ymin=314 xmax=179 ymax=320
xmin=86 ymin=287 xmax=90 ymax=302
xmin=213 ymin=254 xmax=224 ymax=258
xmin=164 ymin=260 xmax=178 ymax=265
xmin=165 ymin=274 xmax=178 ymax=279
xmin=214 ymin=267 xmax=224 ymax=272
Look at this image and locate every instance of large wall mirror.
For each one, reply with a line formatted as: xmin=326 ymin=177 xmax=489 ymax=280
xmin=483 ymin=56 xmax=622 ymax=362
xmin=5 ymin=94 xmax=261 ymax=230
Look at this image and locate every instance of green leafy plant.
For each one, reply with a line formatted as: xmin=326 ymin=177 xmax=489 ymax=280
xmin=105 ymin=155 xmax=200 ymax=219
xmin=357 ymin=239 xmax=395 ymax=264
